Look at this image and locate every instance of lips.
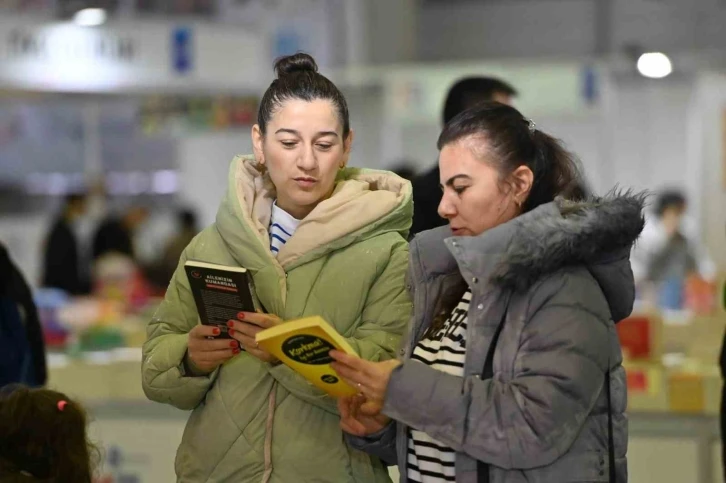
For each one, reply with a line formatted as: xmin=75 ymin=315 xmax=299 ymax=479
xmin=294 ymin=177 xmax=318 ymax=189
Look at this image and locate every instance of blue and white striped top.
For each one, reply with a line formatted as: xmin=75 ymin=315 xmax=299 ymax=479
xmin=269 ymin=201 xmax=301 ymax=257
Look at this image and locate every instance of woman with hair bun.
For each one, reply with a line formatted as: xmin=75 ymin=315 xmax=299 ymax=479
xmin=142 ymin=52 xmax=412 ymax=482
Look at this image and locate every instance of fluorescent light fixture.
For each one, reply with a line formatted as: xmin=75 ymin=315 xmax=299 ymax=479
xmin=636 ymin=52 xmax=672 ymax=79
xmin=73 ymin=8 xmax=107 ymax=27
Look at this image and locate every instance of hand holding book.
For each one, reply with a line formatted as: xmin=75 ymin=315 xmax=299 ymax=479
xmin=227 ymin=312 xmax=281 ymax=364
xmin=329 ymin=351 xmax=402 ymax=407
xmin=187 ymin=325 xmax=242 ymax=375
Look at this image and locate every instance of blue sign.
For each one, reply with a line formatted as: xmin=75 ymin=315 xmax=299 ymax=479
xmin=274 ymin=28 xmax=301 ymax=58
xmin=172 ymin=27 xmax=193 ymax=74
xmin=582 ymin=65 xmax=598 ymax=105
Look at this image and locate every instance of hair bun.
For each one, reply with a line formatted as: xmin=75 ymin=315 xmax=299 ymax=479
xmin=274 ymin=52 xmax=318 ymax=78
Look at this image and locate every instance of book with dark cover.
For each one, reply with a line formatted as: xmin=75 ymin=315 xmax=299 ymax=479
xmin=184 ymin=260 xmax=261 ymax=339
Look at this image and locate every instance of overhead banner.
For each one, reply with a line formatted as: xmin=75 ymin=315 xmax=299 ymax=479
xmin=0 ymin=19 xmax=268 ymax=93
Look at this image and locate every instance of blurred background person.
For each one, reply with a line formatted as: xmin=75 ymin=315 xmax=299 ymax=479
xmin=410 ymin=77 xmax=518 ymax=237
xmin=389 ymin=161 xmax=416 ymax=182
xmin=41 ymin=193 xmax=90 ymax=295
xmin=92 ymin=204 xmax=150 ymax=263
xmin=145 ymin=207 xmax=200 ymax=290
xmin=0 ymin=242 xmax=46 ymax=388
xmin=631 ymin=189 xmax=716 ymax=308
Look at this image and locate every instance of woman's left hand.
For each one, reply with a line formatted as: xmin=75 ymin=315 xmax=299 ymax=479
xmin=330 ymin=351 xmax=402 ymax=405
xmin=228 ymin=312 xmax=281 ymax=364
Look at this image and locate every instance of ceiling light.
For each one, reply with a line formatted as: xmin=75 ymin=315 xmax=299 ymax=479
xmin=636 ymin=52 xmax=672 ymax=79
xmin=73 ymin=8 xmax=107 ymax=27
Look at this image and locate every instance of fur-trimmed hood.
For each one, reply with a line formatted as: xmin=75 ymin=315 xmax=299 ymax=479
xmin=410 ymin=191 xmax=646 ymax=322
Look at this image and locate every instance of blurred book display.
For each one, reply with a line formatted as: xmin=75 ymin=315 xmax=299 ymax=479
xmin=35 ymin=254 xmax=158 ymax=356
xmin=623 ymin=273 xmax=725 ymax=416
xmin=138 ymin=95 xmax=259 ymax=135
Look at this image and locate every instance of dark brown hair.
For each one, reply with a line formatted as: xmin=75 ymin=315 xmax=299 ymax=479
xmin=425 ymin=103 xmax=581 ymax=338
xmin=0 ymin=385 xmax=98 ymax=482
xmin=257 ymin=52 xmax=350 ymax=137
xmin=437 ymin=102 xmax=581 ymax=213
xmin=442 ymin=77 xmax=518 ymax=124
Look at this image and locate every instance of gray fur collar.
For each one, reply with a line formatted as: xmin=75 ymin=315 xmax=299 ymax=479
xmin=422 ymin=191 xmax=647 ymax=293
xmin=489 ymin=191 xmax=646 ymax=291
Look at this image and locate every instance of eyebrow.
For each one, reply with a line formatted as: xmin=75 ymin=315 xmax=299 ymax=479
xmin=274 ymin=128 xmax=339 ymax=138
xmin=440 ymin=174 xmax=472 ymax=189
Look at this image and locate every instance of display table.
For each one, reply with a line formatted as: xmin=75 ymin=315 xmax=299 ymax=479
xmin=48 ymin=352 xmax=723 ymax=483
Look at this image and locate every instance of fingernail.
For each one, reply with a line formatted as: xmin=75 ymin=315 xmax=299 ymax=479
xmin=233 ymin=348 xmax=240 ymax=354
xmin=237 ymin=312 xmax=245 ymax=320
xmin=230 ymin=341 xmax=238 ymax=348
xmin=213 ymin=328 xmax=220 ymax=335
xmin=227 ymin=321 xmax=234 ymax=328
xmin=228 ymin=329 xmax=234 ymax=336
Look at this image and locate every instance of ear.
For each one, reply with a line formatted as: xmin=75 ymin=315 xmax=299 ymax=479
xmin=251 ymin=124 xmax=265 ymax=165
xmin=509 ymin=165 xmax=534 ymax=206
xmin=340 ymin=129 xmax=355 ymax=168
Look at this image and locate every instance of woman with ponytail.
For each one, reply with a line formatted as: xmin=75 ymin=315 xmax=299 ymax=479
xmin=331 ymin=103 xmax=644 ymax=482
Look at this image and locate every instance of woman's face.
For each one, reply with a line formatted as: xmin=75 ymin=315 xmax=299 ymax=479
xmin=437 ymin=136 xmax=532 ymax=237
xmin=252 ymin=98 xmax=353 ymax=220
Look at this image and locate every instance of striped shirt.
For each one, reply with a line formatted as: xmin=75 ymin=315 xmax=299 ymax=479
xmin=407 ymin=289 xmax=471 ymax=483
xmin=269 ymin=202 xmax=301 ymax=256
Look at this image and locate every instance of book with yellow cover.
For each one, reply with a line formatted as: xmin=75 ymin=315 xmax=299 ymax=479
xmin=255 ymin=316 xmax=358 ymax=397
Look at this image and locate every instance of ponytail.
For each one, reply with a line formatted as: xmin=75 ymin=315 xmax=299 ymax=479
xmin=438 ymin=102 xmax=583 ymax=212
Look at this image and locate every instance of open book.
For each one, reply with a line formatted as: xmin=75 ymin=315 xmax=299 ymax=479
xmin=255 ymin=316 xmax=358 ymax=397
xmin=184 ymin=260 xmax=261 ymax=339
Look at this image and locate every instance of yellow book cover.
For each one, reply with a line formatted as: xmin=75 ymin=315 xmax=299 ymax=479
xmin=255 ymin=316 xmax=358 ymax=397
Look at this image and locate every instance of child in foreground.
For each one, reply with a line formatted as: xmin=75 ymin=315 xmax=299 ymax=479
xmin=0 ymin=384 xmax=98 ymax=482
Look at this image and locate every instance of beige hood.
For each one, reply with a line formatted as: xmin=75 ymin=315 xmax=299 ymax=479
xmin=219 ymin=154 xmax=413 ymax=270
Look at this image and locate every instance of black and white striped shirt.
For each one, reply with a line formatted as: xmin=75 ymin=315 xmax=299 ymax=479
xmin=407 ymin=289 xmax=470 ymax=483
xmin=269 ymin=202 xmax=300 ymax=257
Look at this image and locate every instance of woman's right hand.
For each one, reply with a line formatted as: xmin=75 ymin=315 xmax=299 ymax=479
xmin=338 ymin=395 xmax=391 ymax=437
xmin=186 ymin=325 xmax=241 ymax=375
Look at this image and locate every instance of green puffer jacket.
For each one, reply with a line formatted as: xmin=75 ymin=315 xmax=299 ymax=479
xmin=142 ymin=155 xmax=413 ymax=483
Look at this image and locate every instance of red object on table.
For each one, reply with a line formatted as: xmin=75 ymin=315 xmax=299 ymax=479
xmin=616 ymin=315 xmax=654 ymax=359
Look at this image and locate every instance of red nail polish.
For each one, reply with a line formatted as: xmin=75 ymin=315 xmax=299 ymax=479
xmin=237 ymin=312 xmax=245 ymax=320
xmin=213 ymin=328 xmax=220 ymax=335
xmin=230 ymin=341 xmax=238 ymax=348
xmin=233 ymin=348 xmax=240 ymax=354
xmin=227 ymin=321 xmax=235 ymax=328
xmin=228 ymin=329 xmax=234 ymax=336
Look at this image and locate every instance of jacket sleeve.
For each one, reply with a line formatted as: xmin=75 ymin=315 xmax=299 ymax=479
xmin=345 ymin=422 xmax=399 ymax=466
xmin=267 ymin=241 xmax=412 ymax=414
xmin=382 ymin=275 xmax=611 ymax=470
xmin=141 ymin=246 xmax=219 ymax=411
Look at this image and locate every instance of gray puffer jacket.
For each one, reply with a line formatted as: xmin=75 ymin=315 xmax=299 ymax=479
xmin=348 ymin=194 xmax=645 ymax=483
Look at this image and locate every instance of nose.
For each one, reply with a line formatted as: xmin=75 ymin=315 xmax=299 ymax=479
xmin=297 ymin=144 xmax=317 ymax=172
xmin=438 ymin=193 xmax=456 ymax=220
